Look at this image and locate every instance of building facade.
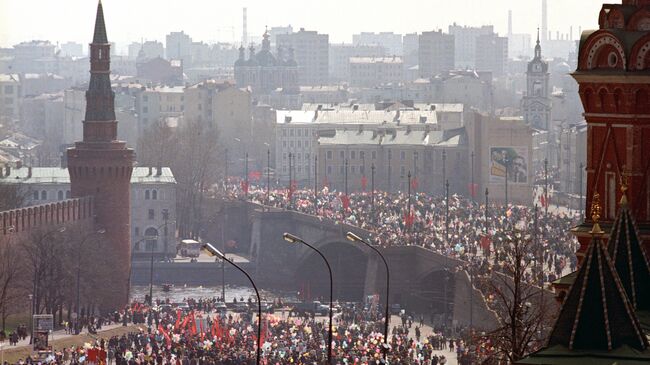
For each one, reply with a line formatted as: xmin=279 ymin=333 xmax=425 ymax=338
xmin=448 ymin=24 xmax=494 ymax=69
xmin=349 ymin=56 xmax=404 ymax=87
xmin=418 ymin=31 xmax=455 ymax=78
xmin=475 ymin=33 xmax=508 ymax=76
xmin=276 ymin=28 xmax=329 ymax=85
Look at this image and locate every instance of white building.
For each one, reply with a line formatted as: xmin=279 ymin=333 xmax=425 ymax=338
xmin=1 ymin=166 xmax=177 ymax=259
xmin=349 ymin=56 xmax=403 ymax=87
xmin=475 ymin=33 xmax=508 ymax=76
xmin=329 ymin=43 xmax=385 ymax=82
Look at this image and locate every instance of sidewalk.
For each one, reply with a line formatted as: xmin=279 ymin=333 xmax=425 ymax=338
xmin=7 ymin=323 xmax=125 ymax=349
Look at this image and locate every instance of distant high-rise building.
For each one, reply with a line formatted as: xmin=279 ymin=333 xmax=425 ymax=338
xmin=165 ymin=31 xmax=192 ymax=65
xmin=277 ymin=28 xmax=329 ymax=85
xmin=268 ymin=25 xmax=293 ymax=46
xmin=418 ymin=30 xmax=454 ymax=78
xmin=448 ymin=24 xmax=494 ymax=69
xmin=521 ymin=32 xmax=551 ymax=131
xmin=475 ymin=33 xmax=508 ymax=76
xmin=352 ymin=32 xmax=403 ymax=55
xmin=402 ymin=33 xmax=419 ymax=68
xmin=128 ymin=40 xmax=164 ymax=60
xmin=60 ymin=41 xmax=84 ymax=57
xmin=329 ymin=43 xmax=385 ymax=81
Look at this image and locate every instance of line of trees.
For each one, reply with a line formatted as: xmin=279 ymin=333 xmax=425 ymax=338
xmin=0 ymin=223 xmax=119 ymax=331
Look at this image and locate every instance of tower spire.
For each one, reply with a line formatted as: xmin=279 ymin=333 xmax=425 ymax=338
xmin=93 ymin=0 xmax=108 ymax=44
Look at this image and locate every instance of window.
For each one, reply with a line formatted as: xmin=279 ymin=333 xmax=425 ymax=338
xmin=372 ymin=151 xmax=377 ymax=160
xmin=135 ymin=227 xmax=140 ymax=236
xmin=339 ymin=166 xmax=344 ymax=174
xmin=57 ymin=191 xmax=63 ymax=200
xmin=327 ymin=151 xmax=333 ymax=160
xmin=283 ymin=130 xmax=287 ymax=137
xmin=148 ymin=209 xmax=155 ymax=220
xmin=290 ymin=129 xmax=294 ymax=137
xmin=66 ymin=191 xmax=71 ymax=198
xmin=339 ymin=151 xmax=345 ymax=159
xmin=33 ymin=191 xmax=39 ymax=200
xmin=152 ymin=190 xmax=158 ymax=200
xmin=351 ymin=166 xmax=356 ymax=174
xmin=143 ymin=106 xmax=148 ymax=114
xmin=327 ymin=166 xmax=332 ymax=174
xmin=351 ymin=151 xmax=356 ymax=160
xmin=401 ymin=151 xmax=406 ymax=160
xmin=401 ymin=166 xmax=406 ymax=175
xmin=144 ymin=227 xmax=158 ymax=251
xmin=388 ymin=150 xmax=392 ymax=160
xmin=145 ymin=190 xmax=150 ymax=200
xmin=41 ymin=191 xmax=47 ymax=200
xmin=143 ymin=95 xmax=148 ymax=102
xmin=360 ymin=151 xmax=365 ymax=160
xmin=4 ymin=85 xmax=13 ymax=93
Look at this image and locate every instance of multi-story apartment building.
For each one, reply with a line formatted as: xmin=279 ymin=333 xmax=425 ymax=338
xmin=349 ymin=56 xmax=404 ymax=87
xmin=329 ymin=43 xmax=385 ymax=82
xmin=448 ymin=24 xmax=494 ymax=69
xmin=316 ymin=128 xmax=469 ymax=194
xmin=0 ymin=74 xmax=21 ymax=121
xmin=277 ymin=28 xmax=329 ymax=85
xmin=475 ymin=33 xmax=508 ymax=76
xmin=352 ymin=32 xmax=403 ymax=55
xmin=418 ymin=31 xmax=455 ymax=78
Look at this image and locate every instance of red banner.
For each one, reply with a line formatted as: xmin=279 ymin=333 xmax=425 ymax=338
xmin=468 ymin=183 xmax=478 ymax=197
xmin=341 ymin=195 xmax=350 ymax=210
xmin=240 ymin=180 xmax=249 ymax=194
xmin=411 ymin=177 xmax=419 ymax=190
xmin=361 ymin=176 xmax=368 ymax=191
xmin=249 ymin=170 xmax=262 ymax=181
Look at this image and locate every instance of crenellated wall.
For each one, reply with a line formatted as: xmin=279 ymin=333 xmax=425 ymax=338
xmin=0 ymin=196 xmax=95 ymax=236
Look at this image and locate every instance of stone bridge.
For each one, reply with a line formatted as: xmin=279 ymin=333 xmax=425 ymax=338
xmin=194 ymin=199 xmax=498 ymax=329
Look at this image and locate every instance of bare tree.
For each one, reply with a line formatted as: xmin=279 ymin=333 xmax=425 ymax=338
xmin=138 ymin=119 xmax=223 ymax=238
xmin=0 ymin=182 xmax=27 ymax=211
xmin=0 ymin=232 xmax=24 ymax=330
xmin=482 ymin=230 xmax=554 ymax=364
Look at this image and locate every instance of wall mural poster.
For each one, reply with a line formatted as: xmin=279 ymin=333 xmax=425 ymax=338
xmin=489 ymin=146 xmax=528 ymax=184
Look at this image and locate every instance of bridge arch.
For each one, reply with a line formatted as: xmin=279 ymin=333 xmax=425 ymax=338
xmin=293 ymin=239 xmax=370 ymax=302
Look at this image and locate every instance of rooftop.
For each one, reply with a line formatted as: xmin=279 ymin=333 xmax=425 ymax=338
xmin=318 ymin=128 xmax=467 ymax=147
xmin=0 ymin=167 xmax=176 ymax=185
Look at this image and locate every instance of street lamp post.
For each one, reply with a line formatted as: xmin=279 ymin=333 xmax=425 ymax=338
xmin=544 ymin=158 xmax=549 ymax=218
xmin=445 ymin=179 xmax=450 ymax=244
xmin=344 ymin=159 xmax=349 ymax=196
xmin=245 ymin=152 xmax=249 ymax=200
xmin=346 ymin=232 xmax=391 ymax=360
xmin=75 ymin=228 xmax=105 ymax=334
xmin=471 ymin=151 xmax=475 ymax=201
xmin=288 ymin=152 xmax=293 ymax=209
xmin=148 ymin=221 xmax=175 ymax=308
xmin=203 ymin=243 xmax=262 ymax=365
xmin=484 ymin=188 xmax=489 ymax=234
xmin=505 ymin=156 xmax=509 ymax=208
xmin=314 ymin=156 xmax=318 ymax=211
xmin=267 ymin=148 xmax=271 ymax=206
xmin=442 ymin=150 xmax=447 ymax=195
xmin=283 ymin=233 xmax=333 ymax=364
xmin=579 ymin=162 xmax=584 ymax=219
xmin=371 ymin=163 xmax=376 ymax=224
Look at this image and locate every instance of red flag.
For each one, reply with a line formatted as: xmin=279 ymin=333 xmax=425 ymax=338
xmin=341 ymin=195 xmax=350 ymax=210
xmin=240 ymin=180 xmax=249 ymax=194
xmin=190 ymin=313 xmax=197 ymax=335
xmin=249 ymin=171 xmax=262 ymax=181
xmin=403 ymin=210 xmax=415 ymax=227
xmin=87 ymin=348 xmax=98 ymax=362
xmin=174 ymin=309 xmax=182 ymax=331
xmin=158 ymin=325 xmax=172 ymax=347
xmin=540 ymin=194 xmax=547 ymax=208
xmin=259 ymin=319 xmax=268 ymax=348
xmin=411 ymin=177 xmax=419 ymax=190
xmin=468 ymin=183 xmax=478 ymax=197
xmin=361 ymin=176 xmax=368 ymax=191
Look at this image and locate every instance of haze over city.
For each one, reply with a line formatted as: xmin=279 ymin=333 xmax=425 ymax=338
xmin=1 ymin=0 xmax=604 ymax=49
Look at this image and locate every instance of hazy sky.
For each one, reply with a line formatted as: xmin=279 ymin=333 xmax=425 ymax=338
xmin=0 ymin=0 xmax=607 ymax=52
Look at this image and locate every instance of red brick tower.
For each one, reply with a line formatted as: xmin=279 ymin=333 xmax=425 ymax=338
xmin=572 ymin=0 xmax=650 ymax=261
xmin=67 ymin=1 xmax=134 ymax=308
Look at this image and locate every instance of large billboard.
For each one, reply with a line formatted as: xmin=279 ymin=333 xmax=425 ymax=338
xmin=489 ymin=146 xmax=528 ymax=184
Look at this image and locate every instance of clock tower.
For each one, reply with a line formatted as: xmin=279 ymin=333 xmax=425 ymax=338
xmin=522 ymin=30 xmax=552 ymax=131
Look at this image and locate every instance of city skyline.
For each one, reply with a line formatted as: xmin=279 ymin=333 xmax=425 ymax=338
xmin=1 ymin=0 xmax=604 ymax=50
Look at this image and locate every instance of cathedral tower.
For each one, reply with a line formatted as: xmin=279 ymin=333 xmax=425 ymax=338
xmin=67 ymin=1 xmax=135 ymax=308
xmin=573 ymin=0 xmax=650 ymax=260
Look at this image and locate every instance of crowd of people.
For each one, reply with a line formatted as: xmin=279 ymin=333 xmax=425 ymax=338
xmin=230 ymin=183 xmax=580 ymax=286
xmin=16 ymin=299 xmax=466 ymax=365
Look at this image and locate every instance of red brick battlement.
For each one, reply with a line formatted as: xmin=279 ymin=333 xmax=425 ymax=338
xmin=0 ymin=196 xmax=94 ymax=236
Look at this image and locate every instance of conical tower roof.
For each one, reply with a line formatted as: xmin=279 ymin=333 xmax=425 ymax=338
xmin=546 ymin=194 xmax=647 ymax=351
xmin=93 ymin=0 xmax=108 ymax=44
xmin=607 ymin=184 xmax=650 ymax=311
